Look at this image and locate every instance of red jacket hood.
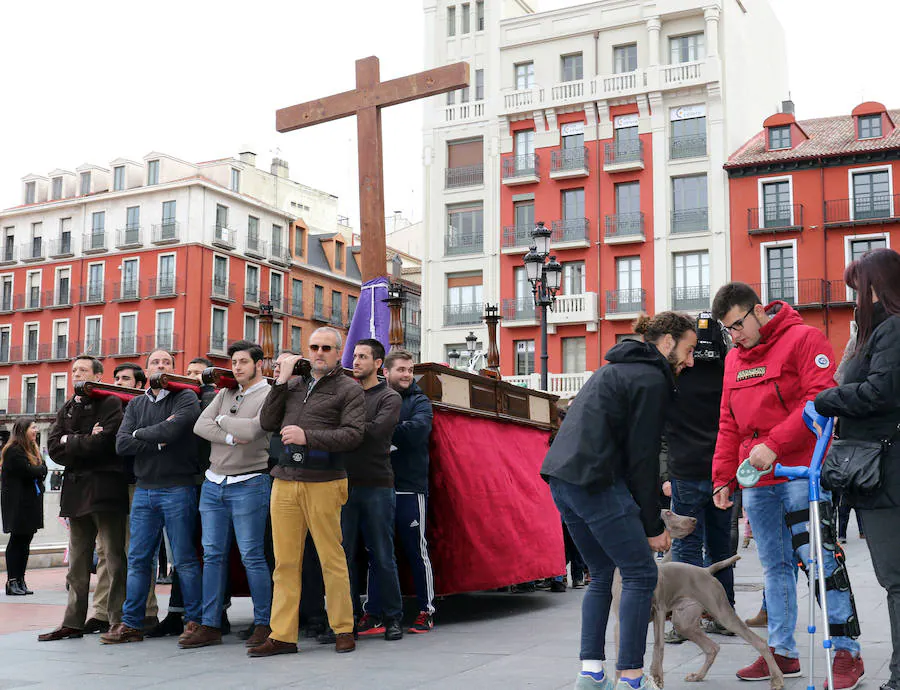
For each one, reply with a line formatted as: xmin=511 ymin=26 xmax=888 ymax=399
xmin=733 ymin=301 xmax=805 ymax=365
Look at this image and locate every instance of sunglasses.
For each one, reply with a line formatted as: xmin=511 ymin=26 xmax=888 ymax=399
xmin=309 ymin=344 xmax=333 ymax=352
xmin=230 ymin=394 xmax=244 ymax=414
xmin=722 ymin=307 xmax=755 ymax=333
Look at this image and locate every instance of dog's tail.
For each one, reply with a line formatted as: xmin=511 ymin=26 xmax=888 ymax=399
xmin=706 ymin=554 xmax=741 ymax=574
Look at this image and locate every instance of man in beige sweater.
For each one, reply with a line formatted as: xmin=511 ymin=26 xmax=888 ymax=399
xmin=182 ymin=340 xmax=272 ymax=649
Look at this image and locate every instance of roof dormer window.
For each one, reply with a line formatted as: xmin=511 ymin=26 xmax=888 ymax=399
xmin=25 ymin=181 xmax=35 ymax=204
xmin=768 ymin=126 xmax=792 ymax=151
xmin=858 ymin=114 xmax=883 ymax=140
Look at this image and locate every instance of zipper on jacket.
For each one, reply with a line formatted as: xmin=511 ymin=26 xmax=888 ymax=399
xmin=773 ymin=382 xmax=788 ymax=411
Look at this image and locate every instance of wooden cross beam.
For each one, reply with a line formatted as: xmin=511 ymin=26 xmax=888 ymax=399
xmin=276 ymin=56 xmax=469 ymax=281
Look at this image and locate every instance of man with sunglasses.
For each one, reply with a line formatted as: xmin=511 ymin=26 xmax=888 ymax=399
xmin=251 ymin=327 xmax=365 ymax=658
xmin=185 ymin=340 xmax=272 ymax=650
xmin=710 ymin=282 xmax=865 ymax=688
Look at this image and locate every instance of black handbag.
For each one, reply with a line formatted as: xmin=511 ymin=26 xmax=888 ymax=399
xmin=821 ymin=424 xmax=900 ymax=495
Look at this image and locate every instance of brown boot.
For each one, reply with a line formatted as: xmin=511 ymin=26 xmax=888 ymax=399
xmin=247 ymin=637 xmax=298 ymax=658
xmin=178 ymin=621 xmax=200 ymax=643
xmin=178 ymin=625 xmax=222 ymax=649
xmin=100 ymin=624 xmax=144 ymax=645
xmin=244 ymin=624 xmax=272 ymax=648
xmin=335 ymin=632 xmax=356 ymax=654
xmin=745 ymin=607 xmax=768 ymax=628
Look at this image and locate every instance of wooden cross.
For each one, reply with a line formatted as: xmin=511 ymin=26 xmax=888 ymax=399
xmin=276 ymin=56 xmax=469 ymax=282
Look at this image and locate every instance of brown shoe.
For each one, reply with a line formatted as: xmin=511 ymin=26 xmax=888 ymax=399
xmin=745 ymin=607 xmax=768 ymax=628
xmin=178 ymin=621 xmax=200 ymax=642
xmin=178 ymin=624 xmax=222 ymax=649
xmin=83 ymin=617 xmax=110 ymax=634
xmin=38 ymin=626 xmax=84 ymax=642
xmin=100 ymin=624 xmax=144 ymax=645
xmin=244 ymin=624 xmax=272 ymax=648
xmin=247 ymin=637 xmax=298 ymax=658
xmin=335 ymin=632 xmax=356 ymax=654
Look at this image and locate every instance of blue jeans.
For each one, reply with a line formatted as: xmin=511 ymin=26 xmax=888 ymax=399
xmin=341 ymin=486 xmax=402 ymax=621
xmin=123 ymin=486 xmax=201 ymax=629
xmin=671 ymin=478 xmax=735 ymax=606
xmin=550 ymin=478 xmax=658 ymax=671
xmin=743 ymin=479 xmax=860 ymax=658
xmin=200 ymin=475 xmax=272 ymax=627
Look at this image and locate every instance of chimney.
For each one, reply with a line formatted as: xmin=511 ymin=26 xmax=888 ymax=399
xmin=781 ymin=99 xmax=795 ymax=115
xmin=270 ymin=157 xmax=289 ymax=178
xmin=239 ymin=151 xmax=256 ymax=167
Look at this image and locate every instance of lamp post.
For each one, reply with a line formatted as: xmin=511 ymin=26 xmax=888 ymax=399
xmin=523 ymin=221 xmax=562 ymax=391
xmin=465 ymin=330 xmax=478 ymax=366
xmin=448 ymin=349 xmax=460 ymax=369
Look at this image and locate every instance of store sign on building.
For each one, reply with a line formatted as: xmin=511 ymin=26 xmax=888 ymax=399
xmin=613 ymin=114 xmax=639 ymax=129
xmin=560 ymin=122 xmax=585 ymax=136
xmin=670 ymin=104 xmax=706 ymax=121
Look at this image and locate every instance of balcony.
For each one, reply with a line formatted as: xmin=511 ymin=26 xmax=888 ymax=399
xmin=291 ymin=299 xmax=304 ymax=317
xmin=313 ymin=304 xmax=330 ymax=322
xmin=661 ymin=60 xmax=705 ymax=87
xmin=116 ymin=226 xmax=143 ymax=249
xmin=550 ymin=147 xmax=589 ymax=179
xmin=444 ymin=228 xmax=483 ymax=256
xmin=47 ymin=341 xmax=71 ymax=361
xmin=503 ymin=371 xmax=593 ymax=397
xmin=20 ymin=241 xmax=45 ymax=263
xmin=77 ymin=338 xmax=104 ymax=357
xmin=43 ymin=288 xmax=71 ymax=309
xmin=48 ymin=237 xmax=73 ymax=258
xmin=269 ymin=244 xmax=292 ymax=267
xmin=748 ymin=204 xmax=804 ymax=234
xmin=0 ymin=246 xmax=16 ymax=265
xmin=604 ymin=212 xmax=646 ymax=244
xmin=604 ymin=141 xmax=644 ymax=172
xmin=212 ymin=225 xmax=236 ymax=249
xmin=550 ymin=218 xmax=590 ymax=246
xmin=670 ymin=135 xmax=707 ymax=160
xmin=209 ymin=332 xmax=227 ymax=355
xmin=501 ymin=297 xmax=537 ymax=325
xmin=83 ymin=231 xmax=107 ymax=254
xmin=445 ymin=164 xmax=484 ymax=189
xmin=0 ymin=296 xmax=13 ymax=313
xmin=501 ymin=225 xmax=534 ymax=251
xmin=152 ymin=221 xmax=180 ymax=244
xmin=244 ymin=287 xmax=260 ymax=306
xmin=210 ymin=279 xmax=235 ymax=303
xmin=594 ymin=70 xmax=646 ymax=98
xmin=550 ymin=79 xmax=586 ymax=105
xmin=147 ymin=275 xmax=179 ymax=298
xmin=443 ymin=101 xmax=485 ymax=123
xmin=444 ymin=303 xmax=483 ymax=327
xmin=110 ymin=335 xmax=141 ymax=356
xmin=826 ymin=279 xmax=856 ymax=306
xmin=548 ymin=292 xmax=599 ymax=330
xmin=3 ymin=346 xmax=22 ymax=364
xmin=748 ymin=278 xmax=826 ymax=308
xmin=824 ymin=194 xmax=900 ymax=227
xmin=17 ymin=288 xmax=41 ymax=311
xmin=605 ymin=288 xmax=646 ymax=319
xmin=114 ymin=280 xmax=141 ymax=302
xmin=503 ymin=87 xmax=544 ymax=114
xmin=329 ymin=310 xmax=344 ymax=327
xmin=23 ymin=343 xmax=40 ymax=362
xmin=672 ymin=285 xmax=711 ymax=312
xmin=502 ymin=153 xmax=540 ymax=185
xmin=269 ymin=293 xmax=285 ymax=313
xmin=79 ymin=284 xmax=105 ymax=304
xmin=246 ymin=235 xmax=267 ymax=260
xmin=154 ymin=331 xmax=177 ymax=353
xmin=671 ymin=208 xmax=709 ymax=234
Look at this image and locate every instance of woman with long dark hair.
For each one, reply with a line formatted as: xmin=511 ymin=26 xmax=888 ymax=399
xmin=815 ymin=248 xmax=900 ymax=690
xmin=1 ymin=418 xmax=47 ymax=595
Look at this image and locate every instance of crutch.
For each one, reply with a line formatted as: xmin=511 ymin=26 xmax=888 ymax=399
xmin=772 ymin=400 xmax=835 ymax=690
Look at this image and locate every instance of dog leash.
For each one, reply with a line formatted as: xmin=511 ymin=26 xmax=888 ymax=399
xmin=680 ymin=477 xmax=739 ymax=519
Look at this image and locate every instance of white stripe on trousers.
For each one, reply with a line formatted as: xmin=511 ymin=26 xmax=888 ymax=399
xmin=416 ymin=493 xmax=436 ymax=614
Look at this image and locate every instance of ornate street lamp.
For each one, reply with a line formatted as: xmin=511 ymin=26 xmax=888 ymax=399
xmin=448 ymin=348 xmax=460 ymax=369
xmin=523 ymin=222 xmax=561 ymax=391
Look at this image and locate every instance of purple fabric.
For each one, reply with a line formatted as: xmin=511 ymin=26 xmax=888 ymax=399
xmin=341 ymin=278 xmax=391 ymax=368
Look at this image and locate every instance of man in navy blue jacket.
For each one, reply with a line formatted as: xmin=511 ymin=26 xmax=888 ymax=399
xmin=364 ymin=349 xmax=435 ymax=633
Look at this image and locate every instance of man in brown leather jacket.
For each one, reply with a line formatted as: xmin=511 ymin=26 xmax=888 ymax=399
xmin=249 ymin=327 xmax=365 ymax=658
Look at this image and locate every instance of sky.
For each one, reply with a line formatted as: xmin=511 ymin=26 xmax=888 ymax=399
xmin=0 ymin=0 xmax=898 ymax=229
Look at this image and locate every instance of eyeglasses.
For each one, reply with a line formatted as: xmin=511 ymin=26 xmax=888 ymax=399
xmin=722 ymin=307 xmax=755 ymax=333
xmin=309 ymin=344 xmax=333 ymax=352
xmin=230 ymin=394 xmax=244 ymax=414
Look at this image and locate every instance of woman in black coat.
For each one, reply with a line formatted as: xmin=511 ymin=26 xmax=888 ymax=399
xmin=1 ymin=418 xmax=47 ymax=596
xmin=815 ymin=248 xmax=900 ymax=690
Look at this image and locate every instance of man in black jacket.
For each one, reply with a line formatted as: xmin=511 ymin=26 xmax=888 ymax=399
xmin=365 ymin=348 xmax=435 ymax=633
xmin=101 ymin=350 xmax=202 ymax=645
xmin=39 ymin=356 xmax=128 ymax=642
xmin=542 ymin=312 xmax=696 ymax=690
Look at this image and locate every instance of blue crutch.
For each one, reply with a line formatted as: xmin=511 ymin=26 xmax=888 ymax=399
xmin=771 ymin=400 xmax=835 ymax=690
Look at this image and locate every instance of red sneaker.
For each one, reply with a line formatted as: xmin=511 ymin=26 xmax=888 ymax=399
xmin=408 ymin=611 xmax=433 ymax=634
xmin=825 ymin=650 xmax=865 ymax=690
xmin=356 ymin=614 xmax=385 ymax=637
xmin=736 ymin=647 xmax=801 ymax=681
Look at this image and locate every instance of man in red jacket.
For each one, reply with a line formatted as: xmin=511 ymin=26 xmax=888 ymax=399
xmin=711 ymin=282 xmax=865 ymax=689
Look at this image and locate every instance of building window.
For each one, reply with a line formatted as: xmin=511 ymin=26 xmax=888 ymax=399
xmin=672 ymin=175 xmax=708 ymax=233
xmin=53 ymin=321 xmax=68 ymax=360
xmin=25 ymin=324 xmax=39 ymax=361
xmin=52 ymin=374 xmax=67 ymax=413
xmin=461 ymin=2 xmax=470 ymax=33
xmin=213 ymin=255 xmax=228 ymax=296
xmin=616 ymin=256 xmax=642 ymax=297
xmin=80 ymin=172 xmax=91 ymax=196
xmin=158 ymin=311 xmax=176 ymax=351
xmin=270 ymin=272 xmax=283 ymax=310
xmin=291 ymin=326 xmax=302 ymax=353
xmin=0 ymin=327 xmax=10 ymax=363
xmin=113 ymin=165 xmax=125 ymax=191
xmin=514 ymin=340 xmax=535 ymax=375
xmin=852 ymin=170 xmax=891 ymax=220
xmin=247 ymin=216 xmax=259 ymax=250
xmin=561 ymin=188 xmax=585 ymax=221
xmin=446 ymin=273 xmax=483 ymax=325
xmin=292 ymin=278 xmax=303 ymax=316
xmin=335 ymin=242 xmax=344 ymax=270
xmin=216 ymin=204 xmax=229 ymax=235
xmin=446 ymin=203 xmax=484 ymax=255
xmin=669 ymin=33 xmax=704 ymax=64
xmin=59 ymin=218 xmax=71 ymax=255
xmin=765 ymin=245 xmax=795 ymax=303
xmin=1 ymin=276 xmax=12 ymax=311
xmin=447 ymin=5 xmax=456 ymax=36
xmin=122 ymin=259 xmax=139 ymax=299
xmin=671 ymin=110 xmax=707 ymax=159
xmin=850 ymin=236 xmax=887 ymax=262
xmin=561 ymin=53 xmax=583 ymax=82
xmin=87 ymin=264 xmax=104 ymax=302
xmin=614 ymin=122 xmax=639 ymax=159
xmin=272 ymin=321 xmax=283 ymax=357
xmin=147 ymin=159 xmax=159 ymax=185
xmin=762 ymin=180 xmax=792 ymax=228
xmin=23 ymin=376 xmax=37 ymax=415
xmin=25 ymin=181 xmax=36 ymax=204
xmin=89 ymin=212 xmax=105 ymax=250
xmin=615 ymin=181 xmax=641 ymax=220
xmin=56 ymin=268 xmax=70 ymax=305
xmin=515 ymin=62 xmax=535 ymax=90
xmin=314 ymin=285 xmax=325 ymax=318
xmin=446 ymin=90 xmax=455 ymax=106
xmin=231 ymin=168 xmax=240 ymax=192
xmin=162 ymin=200 xmax=176 ymax=225
xmin=31 ymin=222 xmax=42 ymax=259
xmin=26 ymin=271 xmax=41 ymax=309
xmin=447 ymin=137 xmax=484 ymax=187
xmin=119 ymin=314 xmax=138 ymax=354
xmin=294 ymin=225 xmax=306 ymax=257
xmin=85 ymin=316 xmax=102 ymax=356
xmin=672 ymin=251 xmax=710 ymax=310
xmin=475 ymin=69 xmax=484 ymax=100
xmin=244 ymin=315 xmax=257 ymax=342
xmin=330 ymin=291 xmax=343 ymax=326
xmin=614 ymin=44 xmax=638 ymax=73
xmin=245 ymin=264 xmax=259 ymax=303
xmin=211 ymin=308 xmax=227 ymax=352
xmin=562 ymin=261 xmax=585 ymax=295
xmin=562 ymin=337 xmax=586 ymax=374
xmin=768 ymin=126 xmax=791 ymax=150
xmin=348 ymin=295 xmax=358 ymax=322
xmin=52 ymin=177 xmax=63 ymax=200
xmin=858 ymin=114 xmax=883 ymax=140
xmin=476 ymin=0 xmax=484 ymax=30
